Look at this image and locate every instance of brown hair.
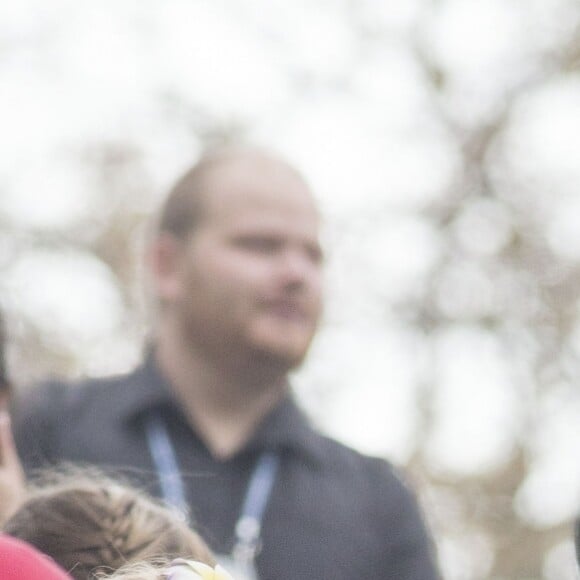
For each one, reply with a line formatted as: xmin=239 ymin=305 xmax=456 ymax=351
xmin=157 ymin=153 xmax=216 ymax=240
xmin=3 ymin=468 xmax=214 ymax=579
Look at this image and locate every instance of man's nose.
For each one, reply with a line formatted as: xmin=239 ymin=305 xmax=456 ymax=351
xmin=277 ymin=248 xmax=320 ymax=288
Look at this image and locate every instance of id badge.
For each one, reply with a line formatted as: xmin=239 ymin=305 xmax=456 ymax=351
xmin=216 ymin=554 xmax=260 ymax=580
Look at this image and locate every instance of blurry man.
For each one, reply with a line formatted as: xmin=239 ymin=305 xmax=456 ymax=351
xmin=14 ymin=148 xmax=440 ymax=579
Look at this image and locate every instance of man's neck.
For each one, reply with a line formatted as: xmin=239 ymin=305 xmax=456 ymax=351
xmin=154 ymin=328 xmax=289 ymax=460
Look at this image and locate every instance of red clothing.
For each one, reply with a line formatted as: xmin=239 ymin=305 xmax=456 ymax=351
xmin=0 ymin=535 xmax=71 ymax=579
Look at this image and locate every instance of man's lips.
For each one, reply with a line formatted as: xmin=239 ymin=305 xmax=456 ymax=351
xmin=261 ymin=299 xmax=309 ymax=321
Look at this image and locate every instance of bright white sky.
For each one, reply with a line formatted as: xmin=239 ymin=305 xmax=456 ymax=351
xmin=1 ymin=2 xmax=580 ymax=578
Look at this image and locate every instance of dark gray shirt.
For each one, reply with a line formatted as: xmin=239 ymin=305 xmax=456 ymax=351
xmin=13 ymin=354 xmax=439 ymax=580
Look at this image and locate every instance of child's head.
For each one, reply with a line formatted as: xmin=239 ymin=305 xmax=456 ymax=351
xmin=3 ymin=468 xmax=214 ymax=579
xmin=96 ymin=561 xmax=165 ymax=580
xmin=98 ymin=559 xmax=234 ymax=580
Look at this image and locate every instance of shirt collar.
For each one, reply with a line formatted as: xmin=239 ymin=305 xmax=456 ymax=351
xmin=113 ymin=350 xmax=326 ymax=468
xmin=112 ymin=349 xmax=177 ymax=422
xmin=246 ymin=395 xmax=326 ymax=468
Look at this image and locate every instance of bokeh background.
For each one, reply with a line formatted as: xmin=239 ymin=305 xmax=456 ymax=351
xmin=1 ymin=1 xmax=580 ymax=578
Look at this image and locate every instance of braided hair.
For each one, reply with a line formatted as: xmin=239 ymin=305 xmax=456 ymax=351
xmin=3 ymin=468 xmax=214 ymax=579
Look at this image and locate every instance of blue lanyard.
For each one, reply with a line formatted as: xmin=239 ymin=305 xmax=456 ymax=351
xmin=144 ymin=414 xmax=190 ymax=518
xmin=232 ymin=451 xmax=280 ymax=560
xmin=144 ymin=413 xmax=280 ymax=555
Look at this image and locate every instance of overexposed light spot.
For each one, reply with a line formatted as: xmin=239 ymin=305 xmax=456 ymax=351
xmin=56 ymin=4 xmax=145 ymax=102
xmin=437 ymin=531 xmax=494 ymax=580
xmin=434 ymin=260 xmax=540 ymax=323
xmin=0 ymin=0 xmax=70 ymax=40
xmin=500 ymin=77 xmax=580 ymax=200
xmin=426 ymin=326 xmax=519 ymax=475
xmin=542 ymin=540 xmax=578 ymax=580
xmin=359 ymin=215 xmax=442 ymax=302
xmin=84 ymin=334 xmax=144 ymax=378
xmin=428 ymin=0 xmax=527 ymax=77
xmin=149 ymin=1 xmax=289 ymax=120
xmin=358 ymin=0 xmax=423 ymax=33
xmin=317 ymin=214 xmax=441 ymax=331
xmin=423 ymin=0 xmax=535 ymax=126
xmin=133 ymin=115 xmax=203 ymax=203
xmin=515 ymin=395 xmax=580 ymax=527
xmin=296 ymin=325 xmax=423 ymax=461
xmin=0 ymin=67 xmax=76 ymax=165
xmin=278 ymin=95 xmax=457 ymax=216
xmin=547 ymin=196 xmax=580 ymax=260
xmin=2 ymin=249 xmax=124 ymax=350
xmin=232 ymin=0 xmax=356 ymax=79
xmin=352 ymin=46 xmax=429 ymax=128
xmin=436 ymin=261 xmax=497 ymax=320
xmin=517 ymin=0 xmax=580 ymax=55
xmin=453 ymin=198 xmax=513 ymax=257
xmin=1 ymin=160 xmax=91 ymax=229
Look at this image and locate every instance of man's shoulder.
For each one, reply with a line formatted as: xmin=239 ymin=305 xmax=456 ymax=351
xmin=12 ymin=367 xmax=144 ymax=470
xmin=310 ymin=432 xmax=439 ymax=576
xmin=296 ymin=427 xmax=438 ymax=575
xmin=13 ymin=368 xmax=139 ymax=425
xmin=307 ymin=429 xmax=416 ymax=502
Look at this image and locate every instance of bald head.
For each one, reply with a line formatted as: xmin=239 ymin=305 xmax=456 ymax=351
xmin=158 ymin=147 xmax=314 ymax=240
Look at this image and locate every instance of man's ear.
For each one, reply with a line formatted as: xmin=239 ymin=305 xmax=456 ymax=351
xmin=147 ymin=233 xmax=187 ymax=304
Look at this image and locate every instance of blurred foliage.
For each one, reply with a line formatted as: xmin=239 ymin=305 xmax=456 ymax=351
xmin=1 ymin=1 xmax=580 ymax=578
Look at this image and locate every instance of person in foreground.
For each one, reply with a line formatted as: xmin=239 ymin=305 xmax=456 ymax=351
xmin=99 ymin=559 xmax=234 ymax=580
xmin=3 ymin=469 xmax=214 ymax=579
xmin=14 ymin=146 xmax=440 ymax=579
xmin=0 ymin=534 xmax=71 ymax=580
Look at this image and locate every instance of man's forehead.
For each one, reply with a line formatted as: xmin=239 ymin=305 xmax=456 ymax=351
xmin=200 ymin=154 xmax=318 ymax=215
xmin=202 ymin=152 xmax=308 ymax=191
